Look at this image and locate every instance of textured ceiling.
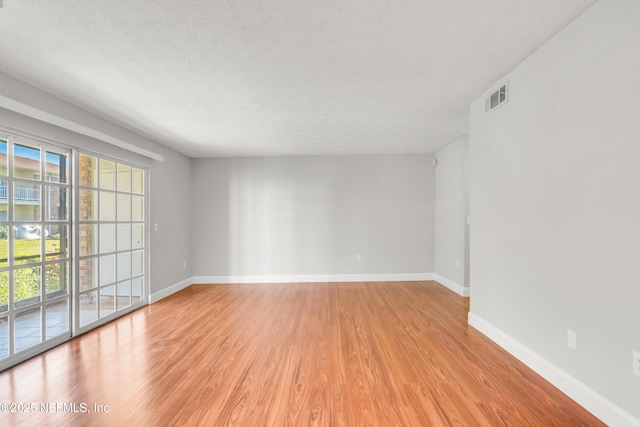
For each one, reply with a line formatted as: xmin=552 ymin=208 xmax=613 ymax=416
xmin=0 ymin=0 xmax=596 ymax=158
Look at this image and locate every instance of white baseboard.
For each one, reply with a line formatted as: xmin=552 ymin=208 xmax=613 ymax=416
xmin=468 ymin=312 xmax=640 ymax=427
xmin=433 ymin=274 xmax=470 ymax=297
xmin=151 ymin=273 xmax=447 ymax=303
xmin=149 ymin=277 xmax=193 ymax=304
xmin=192 ymin=273 xmax=434 ymax=285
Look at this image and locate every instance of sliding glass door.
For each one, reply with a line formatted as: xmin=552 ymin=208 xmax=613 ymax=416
xmin=0 ymin=133 xmax=148 ymax=371
xmin=0 ymin=136 xmax=71 ymax=367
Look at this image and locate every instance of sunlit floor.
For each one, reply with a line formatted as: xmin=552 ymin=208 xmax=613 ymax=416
xmin=0 ymin=282 xmax=604 ymax=426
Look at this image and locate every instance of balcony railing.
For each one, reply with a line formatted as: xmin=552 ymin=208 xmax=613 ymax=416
xmin=0 ymin=183 xmax=41 ymax=202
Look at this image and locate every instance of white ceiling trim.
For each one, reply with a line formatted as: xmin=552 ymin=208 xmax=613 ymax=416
xmin=0 ymin=94 xmax=164 ymax=161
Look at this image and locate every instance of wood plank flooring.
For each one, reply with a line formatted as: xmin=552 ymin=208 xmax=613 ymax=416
xmin=0 ymin=281 xmax=603 ymax=426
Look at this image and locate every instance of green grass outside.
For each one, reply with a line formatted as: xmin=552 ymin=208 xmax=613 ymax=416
xmin=0 ymin=238 xmax=66 ymax=307
xmin=0 ymin=239 xmax=62 ymax=265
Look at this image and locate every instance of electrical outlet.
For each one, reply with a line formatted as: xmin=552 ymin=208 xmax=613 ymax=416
xmin=567 ymin=329 xmax=577 ymax=350
xmin=456 ymin=259 xmax=461 ymax=268
xmin=183 ymin=261 xmax=187 ymax=269
xmin=356 ymin=254 xmax=362 ymax=262
xmin=633 ymin=351 xmax=640 ymax=378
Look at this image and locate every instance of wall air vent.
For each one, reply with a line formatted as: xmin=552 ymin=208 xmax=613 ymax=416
xmin=485 ymin=82 xmax=508 ymax=113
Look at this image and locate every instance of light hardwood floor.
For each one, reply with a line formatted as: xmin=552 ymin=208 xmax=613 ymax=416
xmin=0 ymin=281 xmax=603 ymax=426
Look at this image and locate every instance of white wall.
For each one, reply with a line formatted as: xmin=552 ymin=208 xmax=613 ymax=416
xmin=191 ymin=154 xmax=435 ymax=280
xmin=148 ymin=147 xmax=192 ymax=294
xmin=434 ymin=136 xmax=469 ymax=294
xmin=0 ymin=72 xmax=193 ymax=297
xmin=469 ymin=0 xmax=640 ymax=423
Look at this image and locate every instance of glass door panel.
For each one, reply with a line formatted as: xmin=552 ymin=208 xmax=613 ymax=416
xmin=0 ymin=136 xmax=71 ymax=370
xmin=76 ymin=153 xmax=146 ymax=332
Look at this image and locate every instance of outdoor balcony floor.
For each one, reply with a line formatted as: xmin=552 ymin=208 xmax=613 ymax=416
xmin=1 ymin=296 xmax=141 ymax=360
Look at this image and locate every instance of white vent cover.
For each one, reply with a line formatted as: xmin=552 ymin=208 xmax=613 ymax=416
xmin=485 ymin=82 xmax=508 ymax=113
